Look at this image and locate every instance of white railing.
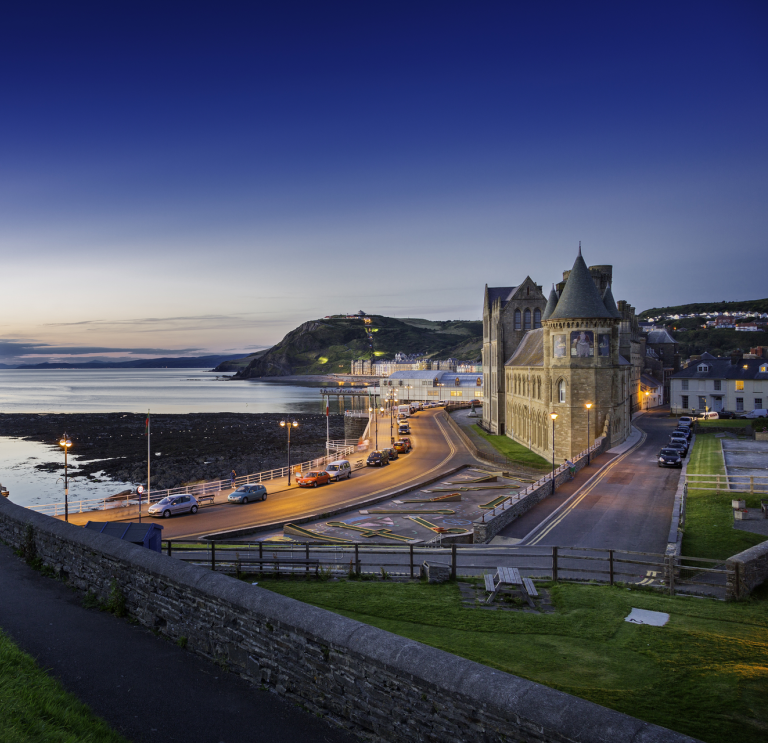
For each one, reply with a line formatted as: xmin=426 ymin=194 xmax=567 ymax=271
xmin=344 ymin=410 xmax=370 ymax=418
xmin=28 ymin=439 xmax=367 ymax=518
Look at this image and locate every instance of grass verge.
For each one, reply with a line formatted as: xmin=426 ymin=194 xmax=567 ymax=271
xmin=0 ymin=629 xmax=127 ymax=743
xmin=682 ymin=434 xmax=765 ymax=560
xmin=470 ymin=425 xmax=550 ymax=469
xmin=698 ymin=420 xmax=753 ymax=429
xmin=261 ymin=578 xmax=768 ymax=743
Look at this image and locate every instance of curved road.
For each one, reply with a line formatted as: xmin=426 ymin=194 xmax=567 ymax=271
xmin=73 ymin=409 xmax=471 ymax=540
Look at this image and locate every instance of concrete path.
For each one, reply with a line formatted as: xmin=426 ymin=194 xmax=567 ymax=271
xmin=0 ymin=543 xmax=355 ymax=743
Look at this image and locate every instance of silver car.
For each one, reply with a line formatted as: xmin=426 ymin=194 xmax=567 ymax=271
xmin=148 ymin=494 xmax=199 ymax=518
xmin=228 ymin=484 xmax=267 ymax=504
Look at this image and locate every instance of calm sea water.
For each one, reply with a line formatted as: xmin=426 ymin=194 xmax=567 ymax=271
xmin=0 ymin=369 xmax=372 ymax=507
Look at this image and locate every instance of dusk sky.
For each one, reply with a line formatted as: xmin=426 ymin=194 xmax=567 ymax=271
xmin=1 ymin=2 xmax=766 ymax=364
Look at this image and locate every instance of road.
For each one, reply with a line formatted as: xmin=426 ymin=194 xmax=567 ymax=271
xmin=517 ymin=410 xmax=682 ymax=553
xmin=67 ymin=408 xmax=470 ymax=540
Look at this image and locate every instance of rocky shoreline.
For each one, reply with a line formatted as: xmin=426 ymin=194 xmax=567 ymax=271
xmin=0 ymin=413 xmax=345 ymax=491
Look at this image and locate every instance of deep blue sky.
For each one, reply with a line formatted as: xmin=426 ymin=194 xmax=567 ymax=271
xmin=1 ymin=1 xmax=766 ymax=363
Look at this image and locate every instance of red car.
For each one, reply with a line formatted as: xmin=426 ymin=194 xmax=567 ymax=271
xmin=296 ymin=470 xmax=331 ymax=488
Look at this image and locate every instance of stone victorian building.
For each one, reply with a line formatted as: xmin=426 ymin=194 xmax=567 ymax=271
xmin=481 ymin=278 xmax=546 ymax=434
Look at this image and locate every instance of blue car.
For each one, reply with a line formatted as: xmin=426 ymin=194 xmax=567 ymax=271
xmin=228 ymin=484 xmax=267 ymax=504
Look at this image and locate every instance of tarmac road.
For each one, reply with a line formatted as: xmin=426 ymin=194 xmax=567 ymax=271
xmin=519 ymin=410 xmax=682 ymax=553
xmin=68 ymin=409 xmax=466 ymax=540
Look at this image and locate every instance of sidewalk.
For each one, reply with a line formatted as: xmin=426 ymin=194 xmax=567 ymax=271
xmin=448 ymin=408 xmax=505 ymax=459
xmin=0 ymin=543 xmax=355 ymax=743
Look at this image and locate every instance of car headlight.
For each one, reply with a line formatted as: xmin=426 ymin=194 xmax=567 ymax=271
xmin=659 ymin=457 xmax=664 ymax=462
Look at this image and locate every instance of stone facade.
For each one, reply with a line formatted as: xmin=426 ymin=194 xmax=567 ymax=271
xmin=482 ymin=278 xmax=546 ymax=434
xmin=0 ymin=497 xmax=696 ymax=743
xmin=726 ymin=539 xmax=768 ymax=600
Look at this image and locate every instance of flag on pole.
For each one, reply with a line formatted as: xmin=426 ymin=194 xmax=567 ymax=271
xmin=325 ymin=395 xmax=329 ymax=416
xmin=145 ymin=414 xmax=150 ymax=434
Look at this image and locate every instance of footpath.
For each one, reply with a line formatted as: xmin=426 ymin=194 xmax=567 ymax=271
xmin=0 ymin=543 xmax=355 ymax=743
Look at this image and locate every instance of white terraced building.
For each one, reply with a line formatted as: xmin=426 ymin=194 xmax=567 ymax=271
xmin=376 ymin=370 xmax=484 ymax=403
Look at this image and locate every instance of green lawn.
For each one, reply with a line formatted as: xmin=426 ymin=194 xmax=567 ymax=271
xmin=470 ymin=425 xmax=550 ymax=469
xmin=0 ymin=630 xmax=127 ymax=743
xmin=698 ymin=420 xmax=753 ymax=429
xmin=260 ymin=578 xmax=768 ymax=743
xmin=682 ymin=434 xmax=765 ymax=560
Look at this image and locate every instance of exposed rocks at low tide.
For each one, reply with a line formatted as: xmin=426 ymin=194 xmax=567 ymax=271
xmin=0 ymin=413 xmax=345 ymax=490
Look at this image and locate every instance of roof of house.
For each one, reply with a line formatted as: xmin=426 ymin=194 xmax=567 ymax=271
xmin=700 ymin=351 xmax=717 ymax=359
xmin=647 ymin=329 xmax=677 ymax=345
xmin=671 ymin=358 xmax=768 ymax=380
xmin=541 ymin=285 xmax=559 ymax=320
xmin=640 ymin=374 xmax=663 ymax=389
xmin=385 ymin=370 xmax=482 ymax=385
xmin=505 ymin=328 xmax=544 ymax=367
xmin=619 ymin=355 xmax=631 ymax=365
xmin=602 ymin=284 xmax=622 ymax=318
xmin=549 ymin=253 xmax=614 ymax=320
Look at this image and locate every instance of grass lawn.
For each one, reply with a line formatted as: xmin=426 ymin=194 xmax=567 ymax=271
xmin=0 ymin=629 xmax=127 ymax=743
xmin=698 ymin=420 xmax=753 ymax=429
xmin=260 ymin=578 xmax=768 ymax=743
xmin=682 ymin=434 xmax=765 ymax=560
xmin=470 ymin=425 xmax=550 ymax=469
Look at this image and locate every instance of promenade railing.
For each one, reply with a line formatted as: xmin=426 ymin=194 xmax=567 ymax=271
xmin=28 ymin=438 xmax=366 ymax=518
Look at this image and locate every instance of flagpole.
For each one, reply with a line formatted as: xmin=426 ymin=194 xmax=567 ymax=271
xmin=146 ymin=409 xmax=150 ymax=523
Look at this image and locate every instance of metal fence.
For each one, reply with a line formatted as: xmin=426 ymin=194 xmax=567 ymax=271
xmin=29 ymin=439 xmax=365 ymax=517
xmin=163 ymin=541 xmax=727 ymax=597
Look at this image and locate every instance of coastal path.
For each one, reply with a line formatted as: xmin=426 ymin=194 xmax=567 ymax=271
xmin=63 ymin=409 xmax=478 ymax=540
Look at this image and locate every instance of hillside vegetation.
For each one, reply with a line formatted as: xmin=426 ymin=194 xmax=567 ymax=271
xmin=640 ymin=298 xmax=768 ymax=318
xmin=226 ymin=316 xmax=482 ymax=378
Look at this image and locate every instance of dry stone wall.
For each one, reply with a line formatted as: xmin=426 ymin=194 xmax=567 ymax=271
xmin=0 ymin=497 xmax=697 ymax=743
xmin=727 ymin=539 xmax=768 ymax=600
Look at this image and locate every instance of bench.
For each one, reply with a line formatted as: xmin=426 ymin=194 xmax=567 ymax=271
xmin=522 ymin=577 xmax=538 ymax=597
xmin=196 ymin=496 xmax=216 ymax=507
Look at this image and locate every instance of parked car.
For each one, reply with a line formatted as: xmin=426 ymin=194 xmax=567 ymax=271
xmin=669 ymin=435 xmax=689 ymax=453
xmin=148 ymin=494 xmax=199 ymax=518
xmin=666 ymin=441 xmax=688 ymax=457
xmin=678 ymin=416 xmax=694 ymax=427
xmin=745 ymin=408 xmax=768 ymax=419
xmin=400 ymin=437 xmax=412 ymax=450
xmin=296 ymin=470 xmax=332 ymax=488
xmin=325 ymin=460 xmax=352 ymax=481
xmin=717 ymin=410 xmax=735 ymax=419
xmin=672 ymin=427 xmax=692 ymax=440
xmin=384 ymin=447 xmax=399 ymax=460
xmin=658 ymin=448 xmax=683 ymax=468
xmin=398 ymin=423 xmax=410 ymax=435
xmin=695 ymin=411 xmax=719 ymax=420
xmin=393 ymin=440 xmax=408 ymax=453
xmin=367 ymin=450 xmax=390 ymax=467
xmin=228 ymin=484 xmax=267 ymax=504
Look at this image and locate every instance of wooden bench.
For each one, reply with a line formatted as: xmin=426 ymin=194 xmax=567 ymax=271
xmin=522 ymin=577 xmax=538 ymax=597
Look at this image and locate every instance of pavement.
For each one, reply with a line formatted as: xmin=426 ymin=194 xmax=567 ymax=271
xmin=496 ymin=410 xmax=683 ymax=554
xmin=0 ymin=542 xmax=356 ymax=743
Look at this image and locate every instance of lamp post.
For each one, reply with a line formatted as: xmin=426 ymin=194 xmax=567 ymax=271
xmin=279 ymin=420 xmax=298 ymax=485
xmin=59 ymin=434 xmax=72 ymax=523
xmin=585 ymin=403 xmax=592 ymax=465
xmin=645 ymin=390 xmax=650 ymax=410
xmin=550 ymin=414 xmax=557 ymax=495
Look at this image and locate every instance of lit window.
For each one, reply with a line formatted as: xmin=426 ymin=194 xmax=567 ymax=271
xmin=558 ymin=380 xmax=566 ymax=404
xmin=427 ymin=390 xmax=438 ymax=397
xmin=450 ymin=390 xmax=463 ymax=397
xmin=735 ymin=380 xmax=744 ymax=391
xmin=475 ymin=391 xmax=483 ymax=397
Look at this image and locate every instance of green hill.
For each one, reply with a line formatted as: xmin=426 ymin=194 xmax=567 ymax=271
xmin=640 ymin=298 xmax=768 ymax=318
xmin=224 ymin=316 xmax=482 ymax=378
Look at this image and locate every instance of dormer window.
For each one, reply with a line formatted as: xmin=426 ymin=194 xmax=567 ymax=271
xmin=698 ymin=364 xmax=709 ymax=373
xmin=761 ymin=364 xmax=768 ymax=373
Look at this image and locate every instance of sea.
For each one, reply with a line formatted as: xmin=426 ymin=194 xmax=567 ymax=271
xmin=0 ymin=368 xmax=372 ymax=508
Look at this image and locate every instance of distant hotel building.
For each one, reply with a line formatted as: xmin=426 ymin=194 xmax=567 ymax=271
xmin=350 ymin=358 xmax=480 ymax=377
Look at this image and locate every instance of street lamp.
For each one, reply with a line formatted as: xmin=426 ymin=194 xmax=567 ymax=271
xmin=549 ymin=414 xmax=557 ymax=495
xmin=59 ymin=434 xmax=72 ymax=523
xmin=585 ymin=403 xmax=593 ymax=465
xmin=644 ymin=390 xmax=650 ymax=410
xmin=369 ymin=406 xmax=378 ymax=450
xmin=279 ymin=420 xmax=298 ymax=485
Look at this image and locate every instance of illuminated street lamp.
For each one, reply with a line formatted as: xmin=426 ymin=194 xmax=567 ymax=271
xmin=279 ymin=420 xmax=299 ymax=485
xmin=585 ymin=403 xmax=593 ymax=465
xmin=644 ymin=390 xmax=650 ymax=410
xmin=369 ymin=406 xmax=379 ymax=450
xmin=59 ymin=434 xmax=72 ymax=523
xmin=549 ymin=414 xmax=558 ymax=495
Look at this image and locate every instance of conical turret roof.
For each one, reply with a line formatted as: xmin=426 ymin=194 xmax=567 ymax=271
xmin=549 ymin=251 xmax=614 ymax=320
xmin=602 ymin=283 xmax=621 ymax=318
xmin=542 ymin=284 xmax=559 ymax=320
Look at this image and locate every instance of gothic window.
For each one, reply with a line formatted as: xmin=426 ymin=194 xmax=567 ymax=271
xmin=534 ymin=308 xmax=541 ymax=328
xmin=537 ymin=377 xmax=541 ymax=399
xmin=514 ymin=309 xmax=521 ymax=330
xmin=524 ymin=309 xmax=531 ymax=330
xmin=558 ymin=379 xmax=566 ymax=404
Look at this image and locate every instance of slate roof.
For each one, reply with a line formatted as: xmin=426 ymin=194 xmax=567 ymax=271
xmin=505 ymin=328 xmax=544 ymax=367
xmin=640 ymin=374 xmax=663 ymax=389
xmin=619 ymin=355 xmax=631 ymax=365
xmin=602 ymin=284 xmax=622 ymax=318
xmin=700 ymin=352 xmax=717 ymax=359
xmin=549 ymin=253 xmax=613 ymax=319
xmin=647 ymin=329 xmax=677 ymax=345
xmin=541 ymin=285 xmax=559 ymax=321
xmin=486 ymin=286 xmax=518 ymax=307
xmin=671 ymin=358 xmax=768 ymax=380
xmin=386 ymin=370 xmax=482 ymax=386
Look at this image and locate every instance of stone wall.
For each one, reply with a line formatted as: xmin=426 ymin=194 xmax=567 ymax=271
xmin=726 ymin=539 xmax=768 ymax=600
xmin=473 ymin=436 xmax=608 ymax=543
xmin=0 ymin=497 xmax=696 ymax=743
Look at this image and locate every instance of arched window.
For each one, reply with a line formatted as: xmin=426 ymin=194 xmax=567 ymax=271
xmin=558 ymin=380 xmax=566 ymax=404
xmin=476 ymin=377 xmax=482 ymax=386
xmin=534 ymin=308 xmax=542 ymax=328
xmin=455 ymin=377 xmax=460 ymax=386
xmin=524 ymin=309 xmax=531 ymax=330
xmin=514 ymin=309 xmax=521 ymax=330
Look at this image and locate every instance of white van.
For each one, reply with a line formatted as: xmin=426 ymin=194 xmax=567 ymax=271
xmin=397 ymin=405 xmax=410 ymax=417
xmin=745 ymin=409 xmax=768 ymax=419
xmin=325 ymin=460 xmax=352 ymax=481
xmin=696 ymin=411 xmax=719 ymax=420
